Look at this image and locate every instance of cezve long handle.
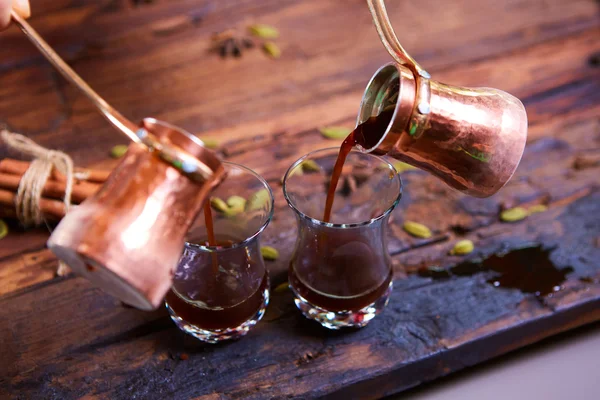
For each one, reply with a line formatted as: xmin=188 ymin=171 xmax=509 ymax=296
xmin=10 ymin=10 xmax=140 ymax=143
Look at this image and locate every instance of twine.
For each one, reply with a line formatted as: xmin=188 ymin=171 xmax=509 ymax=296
xmin=1 ymin=129 xmax=75 ymax=276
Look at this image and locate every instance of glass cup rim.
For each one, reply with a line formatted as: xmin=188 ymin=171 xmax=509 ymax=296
xmin=186 ymin=161 xmax=274 ymax=252
xmin=282 ymin=147 xmax=403 ymax=229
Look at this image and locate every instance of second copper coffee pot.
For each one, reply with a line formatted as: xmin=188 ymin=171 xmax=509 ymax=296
xmin=359 ymin=0 xmax=528 ymax=198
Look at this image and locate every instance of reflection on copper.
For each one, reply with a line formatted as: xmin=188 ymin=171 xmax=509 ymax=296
xmin=48 ymin=122 xmax=226 ymax=310
xmin=360 ymin=0 xmax=527 ymax=198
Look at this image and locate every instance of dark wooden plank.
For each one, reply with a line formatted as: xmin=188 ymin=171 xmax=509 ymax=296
xmin=1 ymin=191 xmax=599 ymax=398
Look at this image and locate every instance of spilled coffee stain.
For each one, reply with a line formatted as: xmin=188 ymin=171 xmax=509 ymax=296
xmin=420 ymin=246 xmax=573 ymax=297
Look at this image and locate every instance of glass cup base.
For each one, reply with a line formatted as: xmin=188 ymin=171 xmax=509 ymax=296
xmin=290 ymin=281 xmax=393 ymax=330
xmin=166 ymin=286 xmax=270 ymax=343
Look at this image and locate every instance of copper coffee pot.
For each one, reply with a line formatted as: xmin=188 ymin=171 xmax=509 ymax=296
xmin=48 ymin=120 xmax=225 ymax=310
xmin=9 ymin=10 xmax=226 ymax=309
xmin=359 ymin=0 xmax=528 ymax=198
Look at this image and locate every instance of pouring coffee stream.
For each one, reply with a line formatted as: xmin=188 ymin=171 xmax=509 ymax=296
xmin=323 ymin=107 xmax=395 ymax=223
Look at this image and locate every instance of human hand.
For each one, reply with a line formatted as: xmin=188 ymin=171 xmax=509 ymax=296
xmin=1 ymin=0 xmax=30 ymax=31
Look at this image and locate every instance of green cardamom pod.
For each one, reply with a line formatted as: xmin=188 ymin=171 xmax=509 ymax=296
xmin=283 ymin=165 xmax=304 ymax=184
xmin=500 ymin=207 xmax=528 ymax=222
xmin=210 ymin=197 xmax=229 ymax=213
xmin=247 ymin=188 xmax=271 ymax=211
xmin=110 ymin=144 xmax=128 ymax=159
xmin=319 ymin=126 xmax=351 ymax=140
xmin=248 ymin=24 xmax=279 ymax=39
xmin=528 ymin=204 xmax=547 ymax=215
xmin=226 ymin=195 xmax=247 ymax=214
xmin=403 ymin=221 xmax=432 ymax=239
xmin=300 ymin=159 xmax=321 ymax=172
xmin=273 ymin=282 xmax=289 ymax=293
xmin=261 ymin=246 xmax=279 ymax=261
xmin=263 ymin=41 xmax=281 ymax=58
xmin=0 ymin=219 xmax=8 ymax=239
xmin=201 ymin=138 xmax=220 ymax=150
xmin=450 ymin=239 xmax=474 ymax=255
xmin=392 ymin=160 xmax=417 ymax=173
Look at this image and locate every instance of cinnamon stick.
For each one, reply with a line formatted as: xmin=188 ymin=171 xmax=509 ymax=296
xmin=0 ymin=159 xmax=111 ymax=183
xmin=0 ymin=172 xmax=100 ymax=204
xmin=0 ymin=189 xmax=65 ymax=220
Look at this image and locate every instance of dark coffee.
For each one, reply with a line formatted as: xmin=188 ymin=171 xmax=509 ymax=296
xmin=290 ymin=266 xmax=391 ymax=312
xmin=166 ymin=233 xmax=267 ymax=331
xmin=165 ymin=273 xmax=268 ymax=331
xmin=291 ymin=108 xmax=396 ymax=312
xmin=323 ymin=107 xmax=394 ymax=222
xmin=289 ymin=227 xmax=393 ymax=312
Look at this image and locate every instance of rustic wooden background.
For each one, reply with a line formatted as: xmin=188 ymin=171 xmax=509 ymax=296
xmin=1 ymin=0 xmax=599 ymax=398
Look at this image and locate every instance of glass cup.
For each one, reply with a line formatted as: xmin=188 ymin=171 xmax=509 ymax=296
xmin=283 ymin=148 xmax=402 ymax=329
xmin=165 ymin=162 xmax=274 ymax=343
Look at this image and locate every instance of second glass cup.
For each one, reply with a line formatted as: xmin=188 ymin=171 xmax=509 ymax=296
xmin=165 ymin=162 xmax=274 ymax=343
xmin=283 ymin=148 xmax=402 ymax=329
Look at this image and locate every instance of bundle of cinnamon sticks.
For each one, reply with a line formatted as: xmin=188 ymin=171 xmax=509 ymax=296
xmin=0 ymin=158 xmax=110 ymax=221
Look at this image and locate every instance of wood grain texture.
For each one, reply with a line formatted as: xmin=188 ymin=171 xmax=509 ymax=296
xmin=1 ymin=0 xmax=599 ymax=398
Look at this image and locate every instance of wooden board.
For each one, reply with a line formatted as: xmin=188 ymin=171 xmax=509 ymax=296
xmin=1 ymin=0 xmax=600 ymax=398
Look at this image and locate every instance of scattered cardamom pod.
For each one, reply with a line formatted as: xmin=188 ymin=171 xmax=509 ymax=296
xmin=201 ymin=138 xmax=220 ymax=149
xmin=300 ymin=159 xmax=321 ymax=172
xmin=290 ymin=166 xmax=305 ymax=178
xmin=263 ymin=41 xmax=281 ymax=58
xmin=110 ymin=144 xmax=128 ymax=159
xmin=248 ymin=24 xmax=279 ymax=39
xmin=281 ymin=167 xmax=303 ymax=184
xmin=0 ymin=219 xmax=8 ymax=239
xmin=319 ymin=126 xmax=351 ymax=140
xmin=227 ymin=195 xmax=247 ymax=214
xmin=403 ymin=221 xmax=432 ymax=239
xmin=210 ymin=197 xmax=229 ymax=213
xmin=500 ymin=207 xmax=528 ymax=222
xmin=261 ymin=246 xmax=279 ymax=261
xmin=273 ymin=282 xmax=289 ymax=293
xmin=247 ymin=188 xmax=271 ymax=211
xmin=450 ymin=239 xmax=474 ymax=255
xmin=392 ymin=160 xmax=417 ymax=173
xmin=528 ymin=204 xmax=547 ymax=215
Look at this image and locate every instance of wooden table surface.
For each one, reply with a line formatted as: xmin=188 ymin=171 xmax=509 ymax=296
xmin=1 ymin=0 xmax=599 ymax=399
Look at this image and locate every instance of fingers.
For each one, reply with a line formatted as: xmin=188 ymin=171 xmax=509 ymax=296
xmin=13 ymin=0 xmax=30 ymax=19
xmin=0 ymin=0 xmax=30 ymax=31
xmin=0 ymin=0 xmax=11 ymax=30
